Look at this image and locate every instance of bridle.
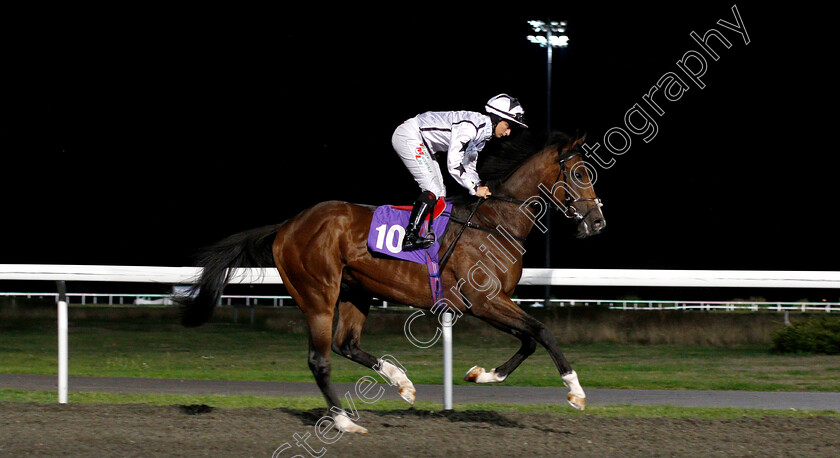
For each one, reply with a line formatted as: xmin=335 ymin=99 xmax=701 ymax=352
xmin=555 ymin=151 xmax=603 ymax=223
xmin=440 ymin=146 xmax=603 ymax=268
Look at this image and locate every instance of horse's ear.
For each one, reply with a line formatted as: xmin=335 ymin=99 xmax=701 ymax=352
xmin=573 ymin=133 xmax=587 ymax=147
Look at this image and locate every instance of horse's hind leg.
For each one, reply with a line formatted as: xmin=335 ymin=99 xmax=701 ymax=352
xmin=469 ymin=295 xmax=586 ymax=410
xmin=299 ymin=304 xmax=369 ymax=434
xmin=278 ymin=271 xmax=369 ymax=432
xmin=272 ymin=201 xmax=374 ymax=432
xmin=332 ymin=298 xmax=416 ymax=404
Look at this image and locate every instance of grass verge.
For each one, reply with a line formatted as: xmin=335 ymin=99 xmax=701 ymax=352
xmin=2 ymin=324 xmax=838 ymax=392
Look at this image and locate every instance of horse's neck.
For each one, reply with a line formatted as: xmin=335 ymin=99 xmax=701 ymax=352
xmin=490 ymin=147 xmax=562 ymax=239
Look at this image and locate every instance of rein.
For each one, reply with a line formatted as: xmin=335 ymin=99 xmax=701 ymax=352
xmin=439 ymin=198 xmax=485 ymax=268
xmin=487 ymin=151 xmax=602 ymax=222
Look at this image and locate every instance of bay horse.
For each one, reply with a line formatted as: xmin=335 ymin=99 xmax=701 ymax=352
xmin=179 ymin=132 xmax=605 ymax=433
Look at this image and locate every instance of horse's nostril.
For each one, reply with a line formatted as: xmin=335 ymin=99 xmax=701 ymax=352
xmin=594 ymin=219 xmax=604 ymax=229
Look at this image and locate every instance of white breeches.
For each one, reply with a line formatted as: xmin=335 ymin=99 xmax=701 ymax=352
xmin=392 ymin=118 xmax=446 ymax=198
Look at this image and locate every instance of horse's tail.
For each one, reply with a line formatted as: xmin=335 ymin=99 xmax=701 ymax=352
xmin=179 ymin=224 xmax=280 ymax=327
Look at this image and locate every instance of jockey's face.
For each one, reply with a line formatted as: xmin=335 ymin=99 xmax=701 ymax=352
xmin=494 ymin=120 xmax=512 ymax=138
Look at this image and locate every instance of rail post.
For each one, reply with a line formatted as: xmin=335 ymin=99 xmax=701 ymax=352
xmin=56 ymin=280 xmax=68 ymax=404
xmin=442 ymin=311 xmax=453 ymax=410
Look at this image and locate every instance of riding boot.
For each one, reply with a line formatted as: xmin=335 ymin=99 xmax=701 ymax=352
xmin=402 ymin=191 xmax=436 ymax=251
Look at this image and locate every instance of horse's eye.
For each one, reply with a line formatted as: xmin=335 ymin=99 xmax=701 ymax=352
xmin=574 ymin=172 xmax=584 ymax=180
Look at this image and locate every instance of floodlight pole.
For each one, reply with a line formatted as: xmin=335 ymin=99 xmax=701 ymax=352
xmin=545 ymin=23 xmax=554 ymax=131
xmin=544 ymin=22 xmax=554 ymax=309
xmin=527 ymin=19 xmax=568 ymax=307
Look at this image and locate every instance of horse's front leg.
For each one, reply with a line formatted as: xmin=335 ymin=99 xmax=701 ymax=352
xmin=464 ymin=333 xmax=535 ymax=383
xmin=467 ymin=294 xmax=586 ymax=410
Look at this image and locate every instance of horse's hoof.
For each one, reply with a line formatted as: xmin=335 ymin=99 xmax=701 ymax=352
xmin=398 ymin=385 xmax=416 ymax=405
xmin=567 ymin=393 xmax=586 ymax=411
xmin=464 ymin=366 xmax=506 ymax=383
xmin=376 ymin=359 xmax=415 ymax=405
xmin=334 ymin=413 xmax=369 ymax=434
xmin=561 ymin=370 xmax=585 ymax=411
xmin=464 ymin=365 xmax=484 ymax=382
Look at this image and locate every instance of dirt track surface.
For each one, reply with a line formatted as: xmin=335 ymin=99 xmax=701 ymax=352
xmin=2 ymin=402 xmax=839 ymax=457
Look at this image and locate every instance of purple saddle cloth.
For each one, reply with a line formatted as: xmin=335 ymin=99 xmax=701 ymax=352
xmin=367 ymin=200 xmax=452 ymax=264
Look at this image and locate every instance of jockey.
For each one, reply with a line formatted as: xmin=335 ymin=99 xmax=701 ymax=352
xmin=392 ymin=94 xmax=528 ymax=251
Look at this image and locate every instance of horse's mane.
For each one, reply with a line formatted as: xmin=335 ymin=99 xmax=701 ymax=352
xmin=478 ymin=130 xmax=574 ymax=183
xmin=446 ymin=130 xmax=575 ymax=208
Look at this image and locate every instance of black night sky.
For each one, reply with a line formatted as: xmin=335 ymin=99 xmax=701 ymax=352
xmin=1 ymin=3 xmax=836 ymax=296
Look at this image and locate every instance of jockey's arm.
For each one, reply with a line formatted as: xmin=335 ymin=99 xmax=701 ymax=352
xmin=446 ymin=123 xmax=484 ymax=196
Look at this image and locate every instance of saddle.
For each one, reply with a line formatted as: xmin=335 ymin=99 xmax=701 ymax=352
xmin=366 ymin=200 xmax=452 ymax=264
xmin=367 ymin=200 xmax=452 ymax=306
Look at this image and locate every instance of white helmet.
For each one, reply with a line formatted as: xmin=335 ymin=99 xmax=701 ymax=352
xmin=485 ymin=94 xmax=528 ymax=128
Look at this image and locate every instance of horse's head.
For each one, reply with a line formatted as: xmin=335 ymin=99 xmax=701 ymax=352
xmin=557 ymin=135 xmax=605 ymax=238
xmin=481 ymin=131 xmax=605 ymax=239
